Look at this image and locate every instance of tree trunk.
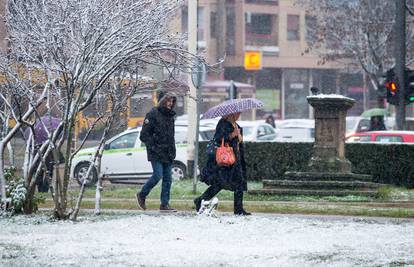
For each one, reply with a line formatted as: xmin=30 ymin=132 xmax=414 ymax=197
xmin=70 ymin=179 xmax=86 ymax=221
xmin=23 ymin=184 xmax=36 ymax=214
xmin=94 ymin=153 xmax=104 ymax=215
xmin=0 ymin=142 xmax=7 ymax=204
xmin=54 ymin=120 xmax=75 ymax=219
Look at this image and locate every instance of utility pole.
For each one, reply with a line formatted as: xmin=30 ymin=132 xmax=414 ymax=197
xmin=216 ymin=0 xmax=226 ymax=80
xmin=229 ymin=80 xmax=235 ymax=99
xmin=186 ymin=0 xmax=198 ymax=183
xmin=395 ymin=0 xmax=406 ymax=130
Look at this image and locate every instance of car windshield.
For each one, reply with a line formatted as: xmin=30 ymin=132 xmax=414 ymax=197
xmin=200 ymin=129 xmax=216 ymax=141
xmin=243 ymin=126 xmax=254 ymax=139
xmin=346 ymin=117 xmax=360 ymax=132
xmin=109 ymin=132 xmax=138 ymax=149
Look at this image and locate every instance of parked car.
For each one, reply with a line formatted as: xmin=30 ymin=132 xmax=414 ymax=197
xmin=237 ymin=120 xmax=278 ymax=141
xmin=176 ymin=119 xmax=277 ymax=142
xmin=71 ymin=125 xmax=215 ymax=186
xmin=346 ymin=116 xmax=414 ymax=138
xmin=175 ymin=116 xmax=219 ymax=129
xmin=346 ymin=131 xmax=414 ymax=143
xmin=346 ymin=116 xmax=392 ymax=137
xmin=275 ymin=119 xmax=315 ymax=142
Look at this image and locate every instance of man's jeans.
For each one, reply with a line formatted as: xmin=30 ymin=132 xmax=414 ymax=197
xmin=139 ymin=161 xmax=172 ymax=207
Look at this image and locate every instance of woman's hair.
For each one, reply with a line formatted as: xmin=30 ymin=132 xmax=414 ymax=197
xmin=223 ymin=113 xmax=240 ymax=122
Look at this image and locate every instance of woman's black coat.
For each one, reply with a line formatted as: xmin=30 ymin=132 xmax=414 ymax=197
xmin=201 ymin=118 xmax=247 ymax=192
xmin=139 ymin=106 xmax=176 ymax=163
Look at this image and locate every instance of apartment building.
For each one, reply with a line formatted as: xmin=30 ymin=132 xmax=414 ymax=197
xmin=177 ymin=0 xmax=367 ymax=119
xmin=0 ymin=0 xmax=367 ymax=119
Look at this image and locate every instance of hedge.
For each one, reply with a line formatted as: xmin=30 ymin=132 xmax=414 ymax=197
xmin=198 ymin=142 xmax=414 ymax=188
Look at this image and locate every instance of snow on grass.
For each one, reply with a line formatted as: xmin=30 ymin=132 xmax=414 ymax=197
xmin=1 ymin=212 xmax=414 ymax=266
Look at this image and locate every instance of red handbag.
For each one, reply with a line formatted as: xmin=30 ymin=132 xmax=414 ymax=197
xmin=216 ymin=138 xmax=236 ymax=167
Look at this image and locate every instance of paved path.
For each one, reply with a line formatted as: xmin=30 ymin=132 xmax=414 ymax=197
xmin=1 ymin=211 xmax=414 ymax=266
xmin=68 ymin=197 xmax=414 ymax=208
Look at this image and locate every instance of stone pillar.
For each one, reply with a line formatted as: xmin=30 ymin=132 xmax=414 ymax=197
xmin=248 ymin=92 xmax=378 ymax=197
xmin=307 ymin=95 xmax=355 ymax=173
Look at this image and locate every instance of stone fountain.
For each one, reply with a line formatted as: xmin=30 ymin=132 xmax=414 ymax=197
xmin=250 ymin=89 xmax=381 ymax=197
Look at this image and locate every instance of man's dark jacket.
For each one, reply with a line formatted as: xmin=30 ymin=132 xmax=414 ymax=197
xmin=140 ymin=103 xmax=176 ymax=163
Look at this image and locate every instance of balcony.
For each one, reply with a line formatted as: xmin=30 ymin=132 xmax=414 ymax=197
xmin=245 ymin=32 xmax=278 ymax=47
xmin=245 ymin=0 xmax=278 ymax=5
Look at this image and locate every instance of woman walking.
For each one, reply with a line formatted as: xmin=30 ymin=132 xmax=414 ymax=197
xmin=194 ymin=112 xmax=251 ymax=216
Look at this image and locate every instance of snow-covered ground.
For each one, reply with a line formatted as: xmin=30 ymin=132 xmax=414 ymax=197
xmin=1 ymin=211 xmax=414 ymax=266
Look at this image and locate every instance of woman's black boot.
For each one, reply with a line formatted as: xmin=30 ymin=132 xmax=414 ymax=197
xmin=234 ymin=191 xmax=251 ymax=216
xmin=193 ymin=197 xmax=202 ymax=212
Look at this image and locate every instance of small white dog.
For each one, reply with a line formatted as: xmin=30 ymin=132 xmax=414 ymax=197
xmin=197 ymin=197 xmax=219 ymax=216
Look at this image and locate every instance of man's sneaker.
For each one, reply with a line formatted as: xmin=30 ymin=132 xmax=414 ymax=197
xmin=160 ymin=204 xmax=177 ymax=212
xmin=136 ymin=193 xmax=146 ymax=210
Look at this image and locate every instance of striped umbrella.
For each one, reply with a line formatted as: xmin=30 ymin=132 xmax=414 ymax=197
xmin=201 ymin=98 xmax=264 ymax=119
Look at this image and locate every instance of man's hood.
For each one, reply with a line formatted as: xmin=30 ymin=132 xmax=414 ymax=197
xmin=157 ymin=90 xmax=177 ymax=109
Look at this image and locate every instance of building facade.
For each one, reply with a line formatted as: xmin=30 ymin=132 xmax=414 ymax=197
xmin=176 ymin=0 xmax=367 ymax=119
xmin=0 ymin=0 xmax=369 ymax=120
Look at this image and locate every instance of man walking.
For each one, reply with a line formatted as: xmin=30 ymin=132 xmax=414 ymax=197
xmin=137 ymin=90 xmax=177 ymax=212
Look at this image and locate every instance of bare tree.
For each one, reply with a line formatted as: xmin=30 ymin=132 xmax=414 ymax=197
xmin=70 ymin=67 xmax=156 ymax=221
xmin=0 ymin=55 xmax=49 ymax=208
xmin=1 ymin=0 xmax=205 ymax=218
xmin=296 ymin=0 xmax=414 ymax=107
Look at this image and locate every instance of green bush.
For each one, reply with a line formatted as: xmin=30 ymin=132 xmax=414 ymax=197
xmin=346 ymin=143 xmax=414 ymax=187
xmin=3 ymin=167 xmax=44 ymax=214
xmin=4 ymin=167 xmax=26 ymax=213
xmin=199 ymin=142 xmax=414 ymax=188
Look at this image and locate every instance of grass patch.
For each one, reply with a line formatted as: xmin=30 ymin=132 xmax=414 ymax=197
xmin=38 ymin=198 xmax=414 ymax=218
xmin=377 ymin=185 xmax=414 ymax=201
xmin=60 ymin=179 xmax=382 ymax=202
xmin=35 ymin=179 xmax=414 ymax=218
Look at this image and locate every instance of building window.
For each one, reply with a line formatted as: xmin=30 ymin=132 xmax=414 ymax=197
xmin=226 ymin=6 xmax=236 ymax=55
xmin=245 ymin=13 xmax=278 ymax=46
xmin=284 ymin=69 xmax=310 ymax=119
xmin=180 ymin=6 xmax=205 ymax=42
xmin=287 ymin=15 xmax=300 ymax=41
xmin=305 ymin=15 xmax=317 ymax=43
xmin=197 ymin=7 xmax=205 ymax=42
xmin=181 ymin=7 xmax=188 ymax=33
xmin=210 ymin=12 xmax=217 ymax=39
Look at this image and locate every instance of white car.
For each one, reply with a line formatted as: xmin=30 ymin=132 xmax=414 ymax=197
xmin=237 ymin=120 xmax=278 ymax=141
xmin=275 ymin=119 xmax=315 ymax=142
xmin=71 ymin=125 xmax=214 ymax=186
xmin=178 ymin=120 xmax=278 ymax=142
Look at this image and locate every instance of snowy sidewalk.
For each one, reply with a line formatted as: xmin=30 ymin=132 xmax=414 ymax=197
xmin=1 ymin=212 xmax=414 ymax=266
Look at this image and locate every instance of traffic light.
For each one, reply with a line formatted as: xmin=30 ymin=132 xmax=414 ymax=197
xmin=405 ymin=68 xmax=414 ymax=103
xmin=384 ymin=68 xmax=399 ymax=105
xmin=227 ymin=80 xmax=238 ymax=100
xmin=383 ymin=67 xmax=414 ymax=105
